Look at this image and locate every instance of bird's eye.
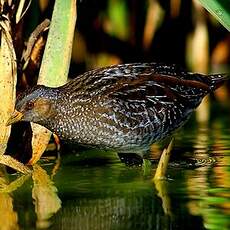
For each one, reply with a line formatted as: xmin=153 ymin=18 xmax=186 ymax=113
xmin=26 ymin=101 xmax=34 ymax=110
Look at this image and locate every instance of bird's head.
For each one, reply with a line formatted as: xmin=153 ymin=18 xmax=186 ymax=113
xmin=6 ymin=85 xmax=58 ymax=126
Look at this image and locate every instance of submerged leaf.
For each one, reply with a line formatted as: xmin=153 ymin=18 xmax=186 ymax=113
xmin=0 ymin=191 xmax=19 ymax=229
xmin=0 ymin=174 xmax=30 ymax=193
xmin=0 ymin=167 xmax=21 ymax=229
xmin=153 ymin=139 xmax=174 ymax=180
xmin=32 ymin=164 xmax=61 ymax=228
xmin=0 ymin=155 xmax=31 ymax=174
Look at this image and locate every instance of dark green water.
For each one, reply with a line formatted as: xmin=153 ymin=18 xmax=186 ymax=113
xmin=0 ymin=108 xmax=230 ymax=230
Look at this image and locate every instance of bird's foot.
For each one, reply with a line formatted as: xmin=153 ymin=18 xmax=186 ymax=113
xmin=118 ymin=153 xmax=143 ymax=167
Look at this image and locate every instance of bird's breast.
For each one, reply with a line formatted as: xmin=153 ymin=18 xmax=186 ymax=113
xmin=47 ymin=95 xmax=194 ymax=153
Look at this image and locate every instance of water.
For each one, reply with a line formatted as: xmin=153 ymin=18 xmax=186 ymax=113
xmin=0 ymin=109 xmax=230 ymax=230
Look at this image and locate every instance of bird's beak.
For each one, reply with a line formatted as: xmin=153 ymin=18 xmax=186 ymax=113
xmin=6 ymin=110 xmax=23 ymax=126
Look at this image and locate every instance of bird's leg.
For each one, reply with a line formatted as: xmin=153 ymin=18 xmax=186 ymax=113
xmin=51 ymin=151 xmax=61 ymax=179
xmin=44 ymin=133 xmax=61 ymax=153
xmin=50 ymin=133 xmax=61 ymax=178
xmin=53 ymin=133 xmax=61 ymax=151
xmin=153 ymin=138 xmax=174 ymax=180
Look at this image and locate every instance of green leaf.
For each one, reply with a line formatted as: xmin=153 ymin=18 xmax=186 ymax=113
xmin=38 ymin=0 xmax=77 ymax=86
xmin=199 ymin=0 xmax=230 ymax=31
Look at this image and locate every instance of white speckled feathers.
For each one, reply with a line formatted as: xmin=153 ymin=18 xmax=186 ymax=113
xmin=15 ymin=63 xmax=228 ymax=154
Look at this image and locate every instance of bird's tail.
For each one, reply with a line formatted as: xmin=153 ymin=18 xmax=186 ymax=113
xmin=208 ymin=73 xmax=229 ymax=91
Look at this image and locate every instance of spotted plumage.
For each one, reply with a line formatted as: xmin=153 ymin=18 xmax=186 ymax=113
xmin=8 ymin=63 xmax=228 ymax=156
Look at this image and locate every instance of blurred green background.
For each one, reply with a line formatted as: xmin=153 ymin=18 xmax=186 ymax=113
xmin=25 ymin=0 xmax=229 ymax=73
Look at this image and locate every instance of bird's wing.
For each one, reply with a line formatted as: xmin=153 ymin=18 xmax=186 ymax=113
xmin=58 ymin=63 xmax=227 ymax=143
xmin=64 ymin=63 xmax=210 ymax=100
xmin=65 ymin=64 xmax=211 ymax=130
xmin=87 ymin=70 xmax=212 ymax=144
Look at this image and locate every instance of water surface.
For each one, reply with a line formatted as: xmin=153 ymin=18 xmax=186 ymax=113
xmin=0 ymin=107 xmax=230 ymax=230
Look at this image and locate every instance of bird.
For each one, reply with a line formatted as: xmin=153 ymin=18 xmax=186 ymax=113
xmin=6 ymin=63 xmax=228 ymax=164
